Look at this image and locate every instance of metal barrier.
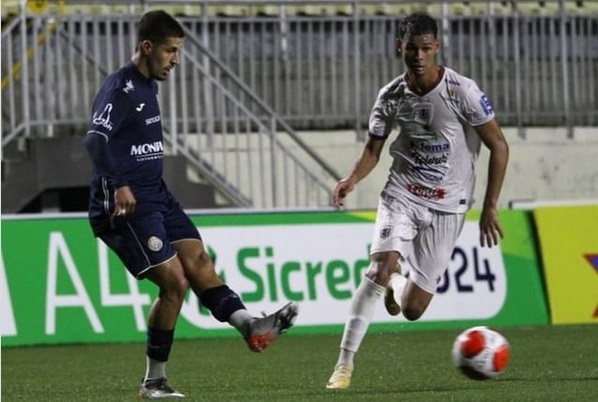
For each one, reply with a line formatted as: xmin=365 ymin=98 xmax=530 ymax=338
xmin=1 ymin=2 xmax=344 ymax=209
xmin=1 ymin=1 xmax=597 ymax=207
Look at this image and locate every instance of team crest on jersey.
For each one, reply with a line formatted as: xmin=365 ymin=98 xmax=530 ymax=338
xmin=380 ymin=226 xmax=392 ymax=239
xmin=413 ymin=102 xmax=433 ymax=125
xmin=123 ymin=80 xmax=135 ymax=93
xmin=147 ymin=236 xmax=163 ymax=252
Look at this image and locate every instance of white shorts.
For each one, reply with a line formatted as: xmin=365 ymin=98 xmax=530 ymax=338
xmin=369 ymin=193 xmax=466 ymax=294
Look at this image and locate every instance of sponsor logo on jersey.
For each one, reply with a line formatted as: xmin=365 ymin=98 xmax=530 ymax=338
xmin=130 ymin=141 xmax=164 ymax=156
xmin=145 ymin=115 xmax=161 ymax=125
xmin=411 ymin=141 xmax=450 ymax=154
xmin=412 ymin=166 xmax=445 ymax=184
xmin=123 ymin=80 xmax=135 ymax=93
xmin=136 ymin=103 xmax=145 ymax=112
xmin=480 ymin=94 xmax=494 ymax=116
xmin=147 ymin=236 xmax=163 ymax=252
xmin=409 ymin=140 xmax=449 ymax=183
xmin=92 ymin=103 xmax=114 ymax=131
xmin=407 ymin=183 xmax=446 ymax=200
xmin=412 ymin=153 xmax=449 ymax=166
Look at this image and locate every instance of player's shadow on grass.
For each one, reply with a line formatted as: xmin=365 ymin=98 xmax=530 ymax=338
xmin=300 ymin=384 xmax=480 ymax=397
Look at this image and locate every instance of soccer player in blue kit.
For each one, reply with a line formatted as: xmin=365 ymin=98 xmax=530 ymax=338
xmin=83 ymin=10 xmax=298 ymax=400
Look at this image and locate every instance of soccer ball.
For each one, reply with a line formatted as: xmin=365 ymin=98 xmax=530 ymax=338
xmin=451 ymin=326 xmax=510 ymax=380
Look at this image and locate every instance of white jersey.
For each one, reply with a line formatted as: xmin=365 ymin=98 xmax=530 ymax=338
xmin=368 ymin=67 xmax=495 ymax=213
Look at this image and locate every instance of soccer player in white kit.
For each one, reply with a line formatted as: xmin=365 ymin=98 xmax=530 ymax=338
xmin=326 ymin=13 xmax=509 ymax=389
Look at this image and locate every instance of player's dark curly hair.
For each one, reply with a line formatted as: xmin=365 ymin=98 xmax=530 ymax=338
xmin=137 ymin=10 xmax=184 ymax=45
xmin=397 ymin=13 xmax=438 ymax=40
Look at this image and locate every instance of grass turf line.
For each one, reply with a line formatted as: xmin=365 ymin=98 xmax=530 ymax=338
xmin=2 ymin=324 xmax=597 ymax=401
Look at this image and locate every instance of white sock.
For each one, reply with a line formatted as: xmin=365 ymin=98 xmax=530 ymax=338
xmin=229 ymin=309 xmax=254 ymax=333
xmin=145 ymin=357 xmax=167 ymax=381
xmin=337 ymin=277 xmax=384 ymax=367
xmin=389 ymin=272 xmax=407 ymax=308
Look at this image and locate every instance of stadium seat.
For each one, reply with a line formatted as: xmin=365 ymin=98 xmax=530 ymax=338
xmin=335 ymin=5 xmax=354 ymax=16
xmin=156 ymin=5 xmax=197 ymax=17
xmin=30 ymin=3 xmax=136 ymax=16
xmin=561 ymin=1 xmax=591 ymax=15
xmin=55 ymin=4 xmax=99 ymax=15
xmin=182 ymin=5 xmax=205 ymax=16
xmin=485 ymin=2 xmax=513 ymax=16
xmin=213 ymin=5 xmax=252 ymax=17
xmin=274 ymin=5 xmax=295 ymax=16
xmin=1 ymin=0 xmax=19 ymax=19
xmin=255 ymin=4 xmax=355 ymax=17
xmin=357 ymin=5 xmax=378 ymax=15
xmin=362 ymin=3 xmax=414 ymax=16
xmin=108 ymin=5 xmax=132 ymax=15
xmin=513 ymin=1 xmax=588 ymax=16
xmin=255 ymin=5 xmax=280 ymax=17
xmin=469 ymin=2 xmax=493 ymax=15
xmin=424 ymin=4 xmax=445 ymax=17
xmin=448 ymin=2 xmax=473 ymax=16
xmin=580 ymin=1 xmax=598 ymax=14
xmin=409 ymin=3 xmax=430 ymax=14
xmin=2 ymin=0 xmax=19 ymax=8
xmin=516 ymin=1 xmax=557 ymax=15
xmin=460 ymin=2 xmax=514 ymax=16
xmin=294 ymin=5 xmax=338 ymax=16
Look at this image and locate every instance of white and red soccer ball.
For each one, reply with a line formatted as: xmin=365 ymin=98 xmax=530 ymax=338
xmin=452 ymin=326 xmax=510 ymax=380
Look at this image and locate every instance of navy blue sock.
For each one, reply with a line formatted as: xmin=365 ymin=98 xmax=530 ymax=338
xmin=146 ymin=327 xmax=174 ymax=362
xmin=199 ymin=285 xmax=246 ymax=322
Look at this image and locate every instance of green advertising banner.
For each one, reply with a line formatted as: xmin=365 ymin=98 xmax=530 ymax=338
xmin=1 ymin=210 xmax=548 ymax=347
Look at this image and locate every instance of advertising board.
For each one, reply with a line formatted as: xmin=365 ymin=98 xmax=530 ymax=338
xmin=1 ymin=210 xmax=547 ymax=346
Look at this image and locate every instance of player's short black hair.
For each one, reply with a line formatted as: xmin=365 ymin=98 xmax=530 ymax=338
xmin=397 ymin=13 xmax=438 ymax=40
xmin=137 ymin=10 xmax=184 ymax=45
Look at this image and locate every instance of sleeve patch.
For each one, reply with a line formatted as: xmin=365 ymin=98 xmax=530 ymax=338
xmin=479 ymin=94 xmax=494 ymax=116
xmin=91 ymin=103 xmax=114 ymax=131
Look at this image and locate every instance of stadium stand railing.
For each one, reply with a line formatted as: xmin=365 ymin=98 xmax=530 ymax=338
xmin=3 ymin=1 xmax=598 ymax=19
xmin=2 ymin=1 xmax=347 ymax=210
xmin=2 ymin=1 xmax=597 ymax=211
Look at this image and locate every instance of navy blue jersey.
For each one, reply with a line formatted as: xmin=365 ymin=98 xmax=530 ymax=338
xmin=86 ymin=62 xmax=165 ymax=218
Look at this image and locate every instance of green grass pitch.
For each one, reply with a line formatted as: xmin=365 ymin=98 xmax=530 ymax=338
xmin=2 ymin=324 xmax=597 ymax=401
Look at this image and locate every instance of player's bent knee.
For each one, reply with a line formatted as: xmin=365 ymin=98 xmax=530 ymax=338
xmin=190 ymin=250 xmax=215 ymax=272
xmin=196 ymin=247 xmax=211 ymax=261
xmin=161 ymin=275 xmax=189 ymax=302
xmin=175 ymin=276 xmax=190 ymax=295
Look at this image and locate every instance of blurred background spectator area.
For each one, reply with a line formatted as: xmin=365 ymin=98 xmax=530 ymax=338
xmin=1 ymin=1 xmax=597 ymax=213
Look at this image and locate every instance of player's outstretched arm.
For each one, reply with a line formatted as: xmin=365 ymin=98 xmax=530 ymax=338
xmin=332 ymin=137 xmax=385 ymax=209
xmin=474 ymin=119 xmax=509 ymax=247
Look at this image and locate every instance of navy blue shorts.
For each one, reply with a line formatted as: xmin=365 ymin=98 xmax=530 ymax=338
xmin=89 ymin=191 xmax=201 ymax=278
